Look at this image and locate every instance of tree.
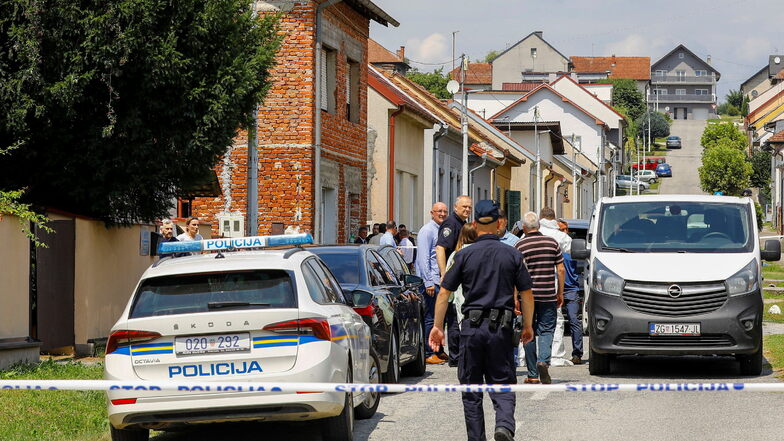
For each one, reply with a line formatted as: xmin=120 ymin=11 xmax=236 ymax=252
xmin=607 ymin=78 xmax=646 ymax=121
xmin=699 ymin=145 xmax=752 ymax=196
xmin=484 ymin=50 xmax=500 ymax=63
xmin=700 ymin=122 xmax=747 ymax=150
xmin=635 ymin=111 xmax=670 ymax=139
xmin=0 ymin=0 xmax=282 ymax=224
xmin=0 ymin=147 xmax=51 ymax=245
xmin=717 ymin=103 xmax=741 ymax=116
xmin=406 ymin=67 xmax=451 ymax=99
xmin=726 ymin=89 xmax=743 ymax=109
xmin=750 ymin=148 xmax=772 ymax=200
xmin=741 ymin=96 xmax=750 ymax=117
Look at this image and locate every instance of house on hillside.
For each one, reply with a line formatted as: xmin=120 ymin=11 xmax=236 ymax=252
xmin=449 ymin=62 xmax=492 ymax=90
xmin=491 ymin=31 xmax=571 ymax=89
xmin=740 ymin=56 xmax=784 ymax=101
xmin=571 ymin=55 xmax=651 ymax=94
xmin=650 ymin=44 xmax=720 ymax=120
xmin=191 ymin=1 xmax=398 ymax=243
xmin=369 ymin=38 xmax=410 ymax=75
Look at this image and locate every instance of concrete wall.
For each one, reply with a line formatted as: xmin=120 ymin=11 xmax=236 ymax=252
xmin=552 ymin=78 xmax=622 ymax=130
xmin=367 ymin=87 xmax=396 ymax=224
xmin=73 ymin=219 xmax=156 ymax=348
xmin=583 ymin=84 xmax=613 ymax=103
xmin=742 ymin=69 xmax=772 ymax=101
xmin=0 ymin=215 xmax=31 ymax=339
xmin=393 ymin=113 xmax=428 ymax=231
xmin=492 ymin=33 xmax=569 ymax=89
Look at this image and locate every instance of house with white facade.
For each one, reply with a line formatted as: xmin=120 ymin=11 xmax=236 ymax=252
xmin=491 ymin=31 xmax=571 ymax=90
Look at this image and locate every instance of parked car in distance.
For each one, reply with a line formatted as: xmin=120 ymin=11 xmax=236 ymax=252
xmin=632 ymin=169 xmax=658 ymax=184
xmin=656 ymin=163 xmax=672 ymax=177
xmin=308 ymin=245 xmax=426 ymax=384
xmin=615 ymin=175 xmax=649 ymax=192
xmin=666 ymin=136 xmax=682 ymax=149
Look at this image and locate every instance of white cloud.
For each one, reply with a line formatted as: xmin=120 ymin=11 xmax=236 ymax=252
xmin=405 ymin=33 xmax=449 ymax=65
xmin=603 ymin=34 xmax=668 ymax=58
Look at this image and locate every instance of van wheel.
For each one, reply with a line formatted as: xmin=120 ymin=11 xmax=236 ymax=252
xmin=382 ymin=332 xmax=400 ymax=383
xmin=322 ymin=369 xmax=354 ymax=441
xmin=402 ymin=319 xmax=426 ymax=377
xmin=738 ymin=345 xmax=763 ymax=376
xmin=110 ymin=427 xmax=149 ymax=441
xmin=588 ymin=345 xmax=611 ymax=375
xmin=355 ymin=351 xmax=381 ymax=419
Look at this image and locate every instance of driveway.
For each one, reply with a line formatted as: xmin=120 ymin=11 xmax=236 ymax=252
xmin=659 ymin=120 xmax=707 ymax=195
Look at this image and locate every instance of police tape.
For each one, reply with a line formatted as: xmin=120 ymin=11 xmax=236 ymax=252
xmin=2 ymin=380 xmax=784 ymax=393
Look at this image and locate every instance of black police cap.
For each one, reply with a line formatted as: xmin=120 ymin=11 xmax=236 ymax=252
xmin=474 ymin=200 xmax=500 ymax=224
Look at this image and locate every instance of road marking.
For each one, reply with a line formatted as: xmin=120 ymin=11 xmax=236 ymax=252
xmin=530 ymin=391 xmax=550 ymax=400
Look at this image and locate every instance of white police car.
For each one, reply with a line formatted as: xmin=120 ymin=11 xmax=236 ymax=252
xmin=105 ymin=234 xmax=378 ymax=441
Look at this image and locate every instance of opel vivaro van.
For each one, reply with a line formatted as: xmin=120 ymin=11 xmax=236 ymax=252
xmin=571 ymin=195 xmax=781 ymax=375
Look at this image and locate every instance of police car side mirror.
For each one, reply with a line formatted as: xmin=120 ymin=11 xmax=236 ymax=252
xmin=402 ymin=274 xmax=424 ymax=289
xmin=762 ymin=239 xmax=781 ymax=262
xmin=571 ymin=239 xmax=590 ymax=260
xmin=352 ymin=290 xmax=374 ymax=308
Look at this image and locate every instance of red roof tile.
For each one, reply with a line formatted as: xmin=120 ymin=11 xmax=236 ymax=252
xmin=769 ymin=130 xmax=784 ymax=143
xmin=368 ymin=39 xmax=404 ymax=64
xmin=501 ymin=82 xmax=544 ymax=92
xmin=571 ymin=56 xmax=651 ymax=81
xmin=449 ymin=63 xmax=492 ymax=85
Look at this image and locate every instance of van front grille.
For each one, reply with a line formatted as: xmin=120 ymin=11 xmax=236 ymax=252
xmin=621 ymin=281 xmax=728 ymax=317
xmin=616 ymin=334 xmax=735 ymax=347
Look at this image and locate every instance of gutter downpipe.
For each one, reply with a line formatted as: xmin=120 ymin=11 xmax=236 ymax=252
xmin=246 ymin=4 xmax=260 ymax=235
xmin=314 ymin=0 xmax=342 ymax=243
xmin=432 ymin=123 xmax=449 ymax=204
xmin=489 ymin=151 xmax=508 ymax=199
xmin=388 ymin=107 xmax=405 ymax=219
xmin=469 ymin=153 xmax=489 ymax=200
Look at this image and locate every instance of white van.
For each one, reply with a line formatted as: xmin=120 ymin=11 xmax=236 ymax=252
xmin=571 ymin=195 xmax=780 ymax=376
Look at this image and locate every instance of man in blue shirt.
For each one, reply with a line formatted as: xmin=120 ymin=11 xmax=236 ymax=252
xmin=379 ymin=221 xmax=397 ymax=247
xmin=416 ymin=202 xmax=448 ymax=364
xmin=497 ymin=209 xmax=520 ymax=247
xmin=558 ymin=219 xmax=584 ymax=364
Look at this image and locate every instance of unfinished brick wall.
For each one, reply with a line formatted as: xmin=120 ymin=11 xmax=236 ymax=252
xmin=192 ymin=0 xmax=369 ymax=242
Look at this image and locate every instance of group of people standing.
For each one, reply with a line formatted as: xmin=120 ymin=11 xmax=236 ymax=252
xmin=354 ymin=220 xmax=416 ymax=270
xmin=413 ymin=195 xmax=584 ymax=441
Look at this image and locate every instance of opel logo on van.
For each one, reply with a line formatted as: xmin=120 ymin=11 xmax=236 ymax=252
xmin=668 ymin=284 xmax=682 ymax=298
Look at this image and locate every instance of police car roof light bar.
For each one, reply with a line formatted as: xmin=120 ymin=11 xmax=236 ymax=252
xmin=157 ymin=233 xmax=314 ymax=255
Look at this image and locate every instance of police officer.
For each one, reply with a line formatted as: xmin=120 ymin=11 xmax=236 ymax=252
xmin=435 ymin=195 xmax=472 ymax=365
xmin=429 ymin=200 xmax=535 ymax=441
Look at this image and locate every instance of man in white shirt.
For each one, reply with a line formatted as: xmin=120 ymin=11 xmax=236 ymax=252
xmin=379 ymin=221 xmax=397 ymax=247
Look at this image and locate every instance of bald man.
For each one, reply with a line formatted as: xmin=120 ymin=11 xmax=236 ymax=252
xmin=417 ymin=202 xmax=449 ymax=364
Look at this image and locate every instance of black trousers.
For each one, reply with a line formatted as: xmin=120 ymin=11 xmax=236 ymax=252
xmin=458 ymin=318 xmax=516 ymax=441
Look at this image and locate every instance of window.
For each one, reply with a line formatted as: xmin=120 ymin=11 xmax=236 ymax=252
xmin=695 ymin=89 xmax=709 ymax=95
xmin=530 ymin=48 xmax=537 ymax=58
xmin=346 ymin=59 xmax=360 ymax=123
xmin=676 ymin=70 xmax=686 ymax=80
xmin=678 ymin=52 xmax=684 ymax=59
xmin=367 ymin=252 xmax=396 ymax=285
xmin=302 ymin=262 xmax=330 ymax=303
xmin=675 ymin=89 xmax=686 ymax=95
xmin=695 ymin=70 xmax=707 ymax=77
xmin=320 ymin=47 xmax=337 ymax=113
xmin=655 ymin=70 xmax=667 ymax=76
xmin=177 ymin=198 xmax=192 ymax=218
xmin=306 ymin=260 xmax=342 ymax=303
xmin=313 ymin=252 xmax=360 ymax=285
xmin=654 ymin=88 xmax=667 ymax=95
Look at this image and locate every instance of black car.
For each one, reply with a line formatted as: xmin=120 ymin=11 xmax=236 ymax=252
xmin=308 ymin=245 xmax=426 ymax=383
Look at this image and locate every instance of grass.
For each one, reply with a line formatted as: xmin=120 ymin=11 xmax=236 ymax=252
xmin=764 ymin=334 xmax=784 ymax=376
xmin=764 ymin=301 xmax=784 ymax=323
xmin=0 ymin=360 xmax=109 ymax=441
xmin=708 ymin=115 xmax=742 ymax=123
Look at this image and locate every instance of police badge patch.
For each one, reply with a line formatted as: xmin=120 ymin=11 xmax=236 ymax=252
xmin=442 ymin=227 xmax=452 ymax=237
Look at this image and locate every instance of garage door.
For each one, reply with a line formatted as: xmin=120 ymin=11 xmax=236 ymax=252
xmin=692 ymin=107 xmax=709 ymax=120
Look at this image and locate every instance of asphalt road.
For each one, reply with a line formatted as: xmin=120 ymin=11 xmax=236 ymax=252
xmin=149 ymin=323 xmax=784 ymax=441
xmin=659 ymin=120 xmax=708 ymax=195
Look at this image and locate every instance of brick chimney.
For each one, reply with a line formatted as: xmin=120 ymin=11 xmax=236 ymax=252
xmin=533 ymin=31 xmax=543 ymax=38
xmin=611 ymin=54 xmax=616 ymax=67
xmin=707 ymin=55 xmax=712 ymax=65
xmin=396 ymin=46 xmax=405 ymax=61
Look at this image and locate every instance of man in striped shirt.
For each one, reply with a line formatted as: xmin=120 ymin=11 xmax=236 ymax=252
xmin=515 ymin=212 xmax=565 ymax=384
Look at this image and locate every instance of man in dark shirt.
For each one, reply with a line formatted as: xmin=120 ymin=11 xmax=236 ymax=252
xmin=430 ymin=200 xmax=534 ymax=441
xmin=515 ymin=211 xmax=565 ymax=385
xmin=558 ymin=219 xmax=584 ymax=364
xmin=353 ymin=226 xmax=369 ymax=244
xmin=435 ymin=195 xmax=472 ymax=366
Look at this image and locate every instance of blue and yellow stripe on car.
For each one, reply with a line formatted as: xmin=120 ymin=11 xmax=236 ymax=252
xmin=252 ymin=336 xmax=321 ymax=348
xmin=130 ymin=342 xmax=174 ymax=356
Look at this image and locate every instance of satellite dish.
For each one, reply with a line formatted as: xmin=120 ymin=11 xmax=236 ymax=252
xmin=775 ymin=56 xmax=781 ymax=64
xmin=446 ymin=80 xmax=460 ymax=95
xmin=665 ymin=106 xmax=670 ymax=112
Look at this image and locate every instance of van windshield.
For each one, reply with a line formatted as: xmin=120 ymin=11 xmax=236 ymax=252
xmin=599 ymin=201 xmax=753 ymax=253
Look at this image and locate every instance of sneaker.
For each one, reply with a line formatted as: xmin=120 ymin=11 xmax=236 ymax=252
xmin=494 ymin=426 xmax=514 ymax=441
xmin=426 ymin=355 xmax=446 ymax=364
xmin=571 ymin=355 xmax=583 ymax=365
xmin=436 ymin=352 xmax=449 ymax=361
xmin=537 ymin=362 xmax=551 ymax=384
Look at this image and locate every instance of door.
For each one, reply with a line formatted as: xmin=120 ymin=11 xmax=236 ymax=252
xmin=693 ymin=107 xmax=709 ymax=120
xmin=34 ymin=220 xmax=75 ymax=352
xmin=321 ymin=187 xmax=337 ymax=244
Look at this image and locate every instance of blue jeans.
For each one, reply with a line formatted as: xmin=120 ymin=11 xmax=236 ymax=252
xmin=564 ymin=290 xmax=584 ymax=357
xmin=524 ymin=302 xmax=557 ymax=378
xmin=423 ymin=285 xmax=437 ymax=357
xmin=422 ymin=284 xmax=458 ymax=359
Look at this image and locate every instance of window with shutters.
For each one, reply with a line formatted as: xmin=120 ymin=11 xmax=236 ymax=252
xmin=320 ymin=47 xmax=337 ymax=113
xmin=346 ymin=59 xmax=360 ymax=123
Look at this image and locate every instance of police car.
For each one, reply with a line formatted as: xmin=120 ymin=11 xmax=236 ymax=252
xmin=105 ymin=234 xmax=378 ymax=441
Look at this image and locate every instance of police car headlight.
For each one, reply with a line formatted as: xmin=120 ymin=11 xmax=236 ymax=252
xmin=591 ymin=259 xmax=624 ymax=296
xmin=726 ymin=260 xmax=758 ymax=296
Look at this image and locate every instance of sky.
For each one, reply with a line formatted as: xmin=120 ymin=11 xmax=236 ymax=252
xmin=369 ymin=0 xmax=784 ymax=102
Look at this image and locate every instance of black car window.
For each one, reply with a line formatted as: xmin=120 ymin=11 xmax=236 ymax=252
xmin=380 ymin=248 xmax=408 ymax=279
xmin=307 ymin=260 xmax=342 ymax=303
xmin=313 ymin=252 xmax=360 ymax=285
xmin=301 ymin=261 xmax=331 ymax=304
xmin=315 ymin=260 xmax=347 ymax=304
xmin=367 ymin=251 xmax=396 ymax=286
xmin=371 ymin=250 xmax=400 ymax=285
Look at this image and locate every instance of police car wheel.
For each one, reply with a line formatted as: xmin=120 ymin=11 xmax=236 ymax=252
xmin=402 ymin=320 xmax=426 ymax=377
xmin=588 ymin=345 xmax=611 ymax=375
xmin=322 ymin=368 xmax=355 ymax=441
xmin=355 ymin=351 xmax=381 ymax=419
xmin=110 ymin=426 xmax=149 ymax=441
xmin=382 ymin=331 xmax=400 ymax=383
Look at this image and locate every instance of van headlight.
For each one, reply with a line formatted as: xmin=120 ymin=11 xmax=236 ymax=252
xmin=726 ymin=260 xmax=758 ymax=296
xmin=592 ymin=259 xmax=624 ymax=296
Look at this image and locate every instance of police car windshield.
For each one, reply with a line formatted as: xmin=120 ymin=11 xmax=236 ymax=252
xmin=598 ymin=201 xmax=753 ymax=253
xmin=130 ymin=270 xmax=296 ymax=318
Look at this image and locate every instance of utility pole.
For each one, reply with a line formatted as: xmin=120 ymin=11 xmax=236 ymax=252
xmin=452 ymin=31 xmax=459 ymax=73
xmin=460 ymin=54 xmax=469 ymax=196
xmin=572 ymin=134 xmax=578 ymax=219
xmin=534 ymin=107 xmax=541 ymax=213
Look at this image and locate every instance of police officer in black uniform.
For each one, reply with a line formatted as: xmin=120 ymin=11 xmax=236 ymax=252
xmin=430 ymin=200 xmax=535 ymax=441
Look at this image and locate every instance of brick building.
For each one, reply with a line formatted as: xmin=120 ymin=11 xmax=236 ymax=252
xmin=191 ymin=0 xmax=398 ymax=243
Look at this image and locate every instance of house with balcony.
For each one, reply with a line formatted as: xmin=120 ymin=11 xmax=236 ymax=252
xmin=650 ymin=44 xmax=720 ymax=120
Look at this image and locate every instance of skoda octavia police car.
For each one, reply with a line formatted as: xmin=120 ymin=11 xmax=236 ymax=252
xmin=105 ymin=234 xmax=378 ymax=441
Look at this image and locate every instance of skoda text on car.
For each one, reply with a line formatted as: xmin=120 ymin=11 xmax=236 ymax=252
xmin=105 ymin=234 xmax=378 ymax=441
xmin=571 ymin=195 xmax=781 ymax=376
